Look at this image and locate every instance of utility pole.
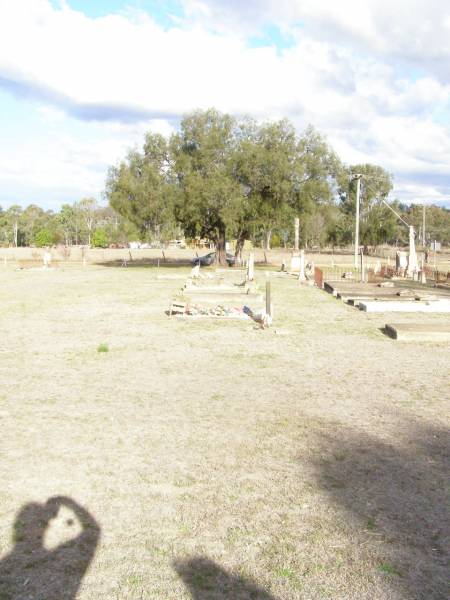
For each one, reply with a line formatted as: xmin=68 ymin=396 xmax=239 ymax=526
xmin=422 ymin=204 xmax=426 ymax=246
xmin=353 ymin=174 xmax=362 ymax=268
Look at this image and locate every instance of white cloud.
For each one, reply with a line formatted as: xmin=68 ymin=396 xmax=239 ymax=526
xmin=0 ymin=0 xmax=448 ymax=207
xmin=181 ymin=0 xmax=450 ymax=77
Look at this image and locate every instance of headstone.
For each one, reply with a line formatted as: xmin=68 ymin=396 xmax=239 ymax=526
xmin=43 ymin=250 xmax=51 ymax=268
xmin=290 ymin=255 xmax=300 ymax=272
xmin=396 ymin=251 xmax=408 ymax=275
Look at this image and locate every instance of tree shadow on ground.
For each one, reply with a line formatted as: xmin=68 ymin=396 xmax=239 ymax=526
xmin=174 ymin=557 xmax=276 ymax=600
xmin=95 ymin=257 xmax=193 ymax=268
xmin=311 ymin=422 xmax=449 ymax=600
xmin=0 ymin=496 xmax=100 ymax=600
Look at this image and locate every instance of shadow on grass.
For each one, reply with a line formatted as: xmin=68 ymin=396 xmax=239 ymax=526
xmin=0 ymin=496 xmax=100 ymax=600
xmin=174 ymin=557 xmax=276 ymax=599
xmin=93 ymin=258 xmax=273 ymax=270
xmin=94 ymin=257 xmax=193 ymax=268
xmin=312 ymin=422 xmax=449 ymax=600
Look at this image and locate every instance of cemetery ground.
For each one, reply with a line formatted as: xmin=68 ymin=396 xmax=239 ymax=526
xmin=0 ymin=262 xmax=449 ymax=600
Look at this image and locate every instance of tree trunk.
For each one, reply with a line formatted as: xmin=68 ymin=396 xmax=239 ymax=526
xmin=216 ymin=225 xmax=227 ymax=266
xmin=234 ymin=233 xmax=246 ymax=266
xmin=13 ymin=221 xmax=18 ymax=247
xmin=264 ymin=229 xmax=272 ymax=251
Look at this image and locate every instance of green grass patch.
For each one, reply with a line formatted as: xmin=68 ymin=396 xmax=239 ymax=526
xmin=274 ymin=567 xmax=296 ymax=580
xmin=379 ymin=562 xmax=401 ymax=576
xmin=97 ymin=343 xmax=109 ymax=353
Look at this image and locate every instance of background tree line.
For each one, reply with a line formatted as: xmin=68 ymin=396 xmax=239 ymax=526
xmin=2 ymin=109 xmax=449 ymax=253
xmin=106 ymin=109 xmax=450 ymax=263
xmin=0 ymin=198 xmax=140 ymax=248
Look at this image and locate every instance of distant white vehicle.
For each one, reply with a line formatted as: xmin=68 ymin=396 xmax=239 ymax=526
xmin=129 ymin=242 xmax=140 ymax=249
xmin=168 ymin=239 xmax=186 ymax=248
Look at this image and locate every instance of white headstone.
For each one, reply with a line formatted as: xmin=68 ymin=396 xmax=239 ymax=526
xmin=396 ymin=251 xmax=408 ymax=273
xmin=290 ymin=255 xmax=300 ymax=272
xmin=43 ymin=251 xmax=51 ymax=268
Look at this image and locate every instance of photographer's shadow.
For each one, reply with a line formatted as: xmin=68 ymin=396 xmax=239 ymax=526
xmin=174 ymin=557 xmax=276 ymax=600
xmin=0 ymin=496 xmax=100 ymax=600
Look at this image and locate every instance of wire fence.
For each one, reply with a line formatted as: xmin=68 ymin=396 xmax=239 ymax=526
xmin=314 ymin=264 xmax=450 ymax=289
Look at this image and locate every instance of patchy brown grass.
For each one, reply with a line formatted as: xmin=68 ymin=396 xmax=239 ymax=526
xmin=0 ymin=264 xmax=448 ymax=599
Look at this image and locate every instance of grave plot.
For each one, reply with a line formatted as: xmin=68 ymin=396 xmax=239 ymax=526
xmin=385 ymin=322 xmax=450 ymax=341
xmin=168 ymin=267 xmax=273 ymax=327
xmin=323 ymin=279 xmax=450 ymax=313
xmin=169 ymin=298 xmax=250 ymax=319
xmin=359 ymin=298 xmax=450 ymax=313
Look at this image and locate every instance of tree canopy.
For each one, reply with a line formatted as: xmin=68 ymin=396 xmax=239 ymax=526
xmin=2 ymin=109 xmax=450 ymax=250
xmin=106 ymin=109 xmax=364 ymax=261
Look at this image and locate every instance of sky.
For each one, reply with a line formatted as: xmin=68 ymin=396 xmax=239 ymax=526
xmin=0 ymin=0 xmax=449 ymax=210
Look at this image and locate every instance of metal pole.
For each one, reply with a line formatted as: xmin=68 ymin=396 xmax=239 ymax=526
xmin=354 ymin=175 xmax=362 ymax=268
xmin=360 ymin=248 xmax=365 ymax=283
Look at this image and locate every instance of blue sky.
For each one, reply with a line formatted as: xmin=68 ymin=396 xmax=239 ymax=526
xmin=53 ymin=0 xmax=184 ymax=27
xmin=1 ymin=0 xmax=449 ymax=210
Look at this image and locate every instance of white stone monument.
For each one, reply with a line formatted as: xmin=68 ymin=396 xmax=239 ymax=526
xmin=407 ymin=226 xmax=418 ymax=277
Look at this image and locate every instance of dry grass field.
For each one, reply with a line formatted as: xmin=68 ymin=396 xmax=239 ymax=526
xmin=0 ymin=262 xmax=449 ymax=599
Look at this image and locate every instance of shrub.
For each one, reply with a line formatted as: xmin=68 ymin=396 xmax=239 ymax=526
xmin=270 ymin=233 xmax=282 ymax=248
xmin=91 ymin=228 xmax=109 ymax=248
xmin=34 ymin=228 xmax=53 ymax=247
